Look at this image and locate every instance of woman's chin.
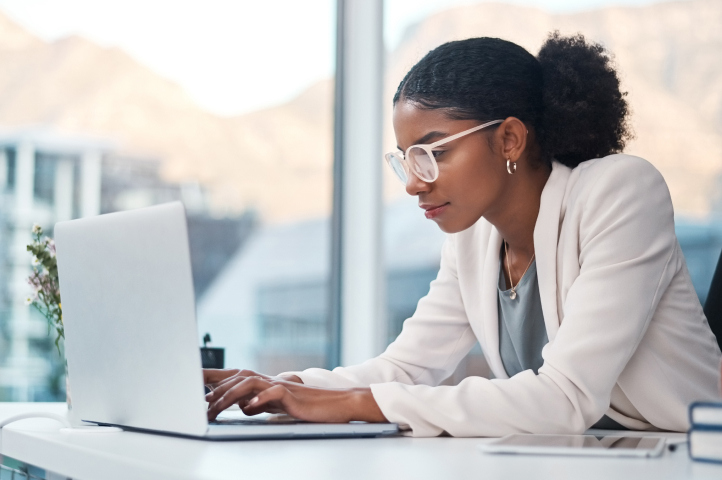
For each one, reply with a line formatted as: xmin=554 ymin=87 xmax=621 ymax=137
xmin=432 ymin=218 xmax=470 ymax=234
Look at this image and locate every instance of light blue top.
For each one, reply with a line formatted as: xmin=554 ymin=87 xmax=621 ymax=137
xmin=497 ymin=258 xmax=547 ymax=377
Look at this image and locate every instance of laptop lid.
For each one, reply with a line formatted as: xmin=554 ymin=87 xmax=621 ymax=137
xmin=55 ymin=202 xmax=209 ymax=436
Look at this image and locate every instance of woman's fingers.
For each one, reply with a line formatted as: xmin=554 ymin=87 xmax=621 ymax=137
xmin=241 ymin=385 xmax=292 ymax=416
xmin=206 ymin=372 xmax=265 ymax=399
xmin=206 ymin=374 xmax=244 ymax=395
xmin=205 ymin=369 xmax=273 ymax=397
xmin=203 ymin=368 xmax=239 ymax=385
xmin=238 ymin=369 xmax=268 ymax=378
xmin=205 ymin=374 xmax=251 ymax=402
xmin=207 ymin=377 xmax=273 ymax=420
xmin=205 ymin=371 xmax=309 ymax=419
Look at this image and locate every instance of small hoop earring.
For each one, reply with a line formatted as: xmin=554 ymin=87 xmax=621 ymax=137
xmin=507 ymin=158 xmax=517 ymax=175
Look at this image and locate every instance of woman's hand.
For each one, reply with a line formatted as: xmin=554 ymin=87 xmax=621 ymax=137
xmin=205 ymin=374 xmax=387 ymax=424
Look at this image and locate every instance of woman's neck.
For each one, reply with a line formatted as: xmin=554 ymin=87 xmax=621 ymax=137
xmin=486 ymin=161 xmax=551 ymax=258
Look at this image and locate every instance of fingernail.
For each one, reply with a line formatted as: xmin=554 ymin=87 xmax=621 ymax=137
xmin=249 ymin=397 xmax=258 ymax=405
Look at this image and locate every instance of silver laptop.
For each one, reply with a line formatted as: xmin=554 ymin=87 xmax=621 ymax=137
xmin=55 ymin=202 xmax=398 ymax=440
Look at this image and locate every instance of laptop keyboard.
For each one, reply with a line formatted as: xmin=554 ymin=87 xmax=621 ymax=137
xmin=210 ymin=415 xmax=307 ymax=426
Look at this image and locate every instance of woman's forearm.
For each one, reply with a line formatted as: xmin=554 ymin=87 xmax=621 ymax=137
xmin=348 ymin=388 xmax=388 ymax=423
xmin=277 ymin=376 xmax=387 ymax=422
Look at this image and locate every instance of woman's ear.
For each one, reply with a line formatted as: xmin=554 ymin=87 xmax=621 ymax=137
xmin=498 ymin=117 xmax=528 ymax=163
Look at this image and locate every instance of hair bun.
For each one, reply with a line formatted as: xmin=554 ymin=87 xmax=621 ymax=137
xmin=537 ymin=32 xmax=632 ymax=167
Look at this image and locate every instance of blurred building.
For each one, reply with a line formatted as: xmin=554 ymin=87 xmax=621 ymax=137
xmin=197 ymin=197 xmax=449 ymax=374
xmin=0 ymin=127 xmax=109 ymax=401
xmin=0 ymin=127 xmax=256 ymax=401
xmin=100 ymin=155 xmax=257 ymax=298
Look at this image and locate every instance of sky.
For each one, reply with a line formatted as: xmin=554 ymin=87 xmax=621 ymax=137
xmin=0 ymin=0 xmax=686 ymax=116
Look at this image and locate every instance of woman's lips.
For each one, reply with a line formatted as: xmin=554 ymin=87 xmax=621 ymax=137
xmin=422 ymin=203 xmax=449 ymax=219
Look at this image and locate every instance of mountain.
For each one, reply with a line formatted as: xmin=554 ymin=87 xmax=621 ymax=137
xmin=0 ymin=0 xmax=720 ymax=219
xmin=0 ymin=17 xmax=332 ymax=221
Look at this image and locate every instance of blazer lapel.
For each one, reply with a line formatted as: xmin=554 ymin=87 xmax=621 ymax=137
xmin=534 ymin=161 xmax=571 ymax=343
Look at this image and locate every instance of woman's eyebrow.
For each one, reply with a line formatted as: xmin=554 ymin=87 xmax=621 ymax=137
xmin=398 ymin=131 xmax=448 ymax=151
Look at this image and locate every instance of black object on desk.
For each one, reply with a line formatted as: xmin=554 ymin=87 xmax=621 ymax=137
xmin=200 ymin=333 xmax=225 ymax=369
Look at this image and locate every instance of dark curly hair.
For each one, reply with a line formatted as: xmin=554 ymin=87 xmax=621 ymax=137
xmin=393 ymin=32 xmax=632 ymax=168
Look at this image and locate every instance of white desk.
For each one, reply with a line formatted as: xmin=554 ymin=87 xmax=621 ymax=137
xmin=1 ymin=403 xmax=720 ymax=480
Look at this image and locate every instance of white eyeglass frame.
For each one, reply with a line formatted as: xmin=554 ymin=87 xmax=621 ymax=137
xmin=384 ymin=119 xmax=504 ymax=184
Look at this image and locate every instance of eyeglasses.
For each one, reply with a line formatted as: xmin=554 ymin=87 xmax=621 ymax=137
xmin=384 ymin=119 xmax=503 ymax=184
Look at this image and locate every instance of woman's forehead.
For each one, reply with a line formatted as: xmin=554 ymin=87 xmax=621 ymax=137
xmin=392 ymin=101 xmax=475 ymax=149
xmin=393 ymin=101 xmax=448 ymax=127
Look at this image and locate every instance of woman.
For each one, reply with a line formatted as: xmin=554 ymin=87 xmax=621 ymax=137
xmin=204 ymin=33 xmax=722 ymax=436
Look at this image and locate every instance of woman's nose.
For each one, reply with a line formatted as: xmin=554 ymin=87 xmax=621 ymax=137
xmin=405 ymin=172 xmax=431 ymax=196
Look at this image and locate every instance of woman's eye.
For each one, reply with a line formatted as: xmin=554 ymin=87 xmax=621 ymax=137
xmin=432 ymin=150 xmax=445 ymax=159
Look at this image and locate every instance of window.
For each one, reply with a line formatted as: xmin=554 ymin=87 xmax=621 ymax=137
xmin=0 ymin=0 xmax=336 ymax=401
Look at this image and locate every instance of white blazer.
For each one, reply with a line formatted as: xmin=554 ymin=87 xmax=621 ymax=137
xmin=289 ymin=154 xmax=722 ymax=437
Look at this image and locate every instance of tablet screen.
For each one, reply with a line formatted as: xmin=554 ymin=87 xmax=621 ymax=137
xmin=499 ymin=434 xmax=656 ymax=449
xmin=481 ymin=434 xmax=665 ymax=457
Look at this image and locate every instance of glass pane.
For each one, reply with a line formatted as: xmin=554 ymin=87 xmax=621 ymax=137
xmin=383 ymin=0 xmax=720 ymax=383
xmin=0 ymin=0 xmax=335 ymax=401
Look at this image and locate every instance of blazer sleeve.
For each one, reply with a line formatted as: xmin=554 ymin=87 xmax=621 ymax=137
xmin=369 ymin=157 xmax=680 ymax=436
xmin=283 ymin=237 xmax=478 ymax=389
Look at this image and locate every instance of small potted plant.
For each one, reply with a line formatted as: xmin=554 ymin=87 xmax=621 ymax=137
xmin=26 ymin=224 xmax=63 ymax=353
xmin=25 ymin=224 xmax=70 ymax=408
xmin=200 ymin=333 xmax=225 ymax=369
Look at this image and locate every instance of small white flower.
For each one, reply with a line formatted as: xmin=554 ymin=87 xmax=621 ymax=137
xmin=24 ymin=295 xmax=36 ymax=306
xmin=32 ymin=224 xmax=42 ymax=235
xmin=32 ymin=256 xmax=40 ymax=266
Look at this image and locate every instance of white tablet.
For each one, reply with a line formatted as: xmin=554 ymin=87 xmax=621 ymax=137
xmin=479 ymin=434 xmax=666 ymax=457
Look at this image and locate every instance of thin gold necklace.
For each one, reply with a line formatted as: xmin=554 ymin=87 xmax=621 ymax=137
xmin=504 ymin=241 xmax=535 ymax=300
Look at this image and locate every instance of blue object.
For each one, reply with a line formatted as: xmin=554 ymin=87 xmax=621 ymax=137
xmin=688 ymin=401 xmax=722 ymax=463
